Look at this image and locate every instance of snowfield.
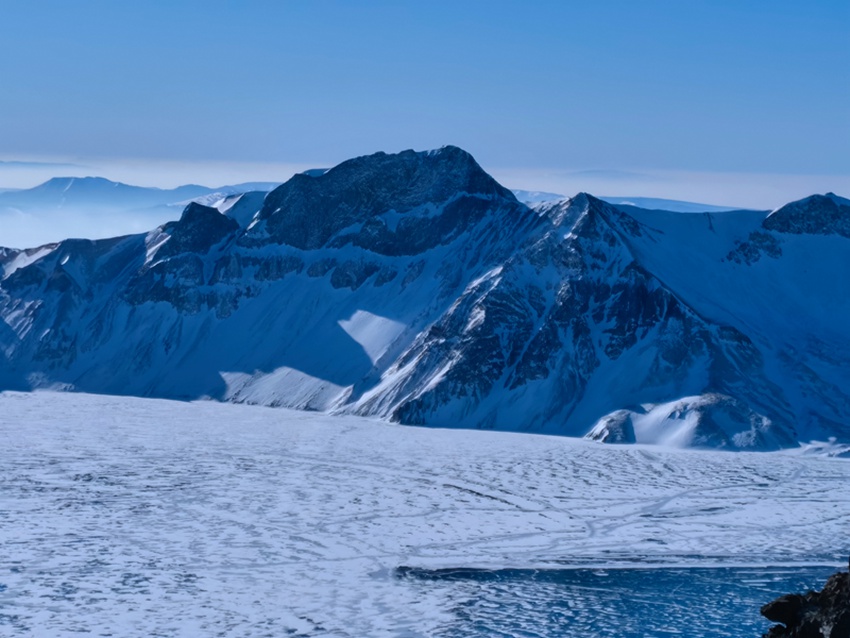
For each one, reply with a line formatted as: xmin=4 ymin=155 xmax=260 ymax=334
xmin=1 ymin=391 xmax=848 ymax=636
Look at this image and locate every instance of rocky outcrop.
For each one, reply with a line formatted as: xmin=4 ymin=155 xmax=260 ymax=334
xmin=156 ymin=202 xmax=239 ymax=258
xmin=763 ymin=193 xmax=850 ymax=238
xmin=762 ymin=569 xmax=850 ymax=638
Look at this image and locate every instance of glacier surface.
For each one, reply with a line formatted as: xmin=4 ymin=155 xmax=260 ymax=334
xmin=1 ymin=391 xmax=848 ymax=636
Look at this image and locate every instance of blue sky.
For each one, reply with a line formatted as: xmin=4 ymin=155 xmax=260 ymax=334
xmin=1 ymin=0 xmax=848 ymax=205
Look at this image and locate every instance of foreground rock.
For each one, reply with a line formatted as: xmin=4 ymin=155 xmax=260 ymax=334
xmin=762 ymin=569 xmax=850 ymax=637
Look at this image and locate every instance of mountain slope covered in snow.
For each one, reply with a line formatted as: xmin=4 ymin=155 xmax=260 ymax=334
xmin=0 ymin=147 xmax=848 ymax=449
xmin=2 ymin=390 xmax=847 ymax=637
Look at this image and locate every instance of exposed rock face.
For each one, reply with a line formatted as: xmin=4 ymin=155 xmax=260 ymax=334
xmin=248 ymin=145 xmax=518 ymax=255
xmin=762 ymin=570 xmax=850 ymax=638
xmin=0 ymin=146 xmax=848 ymax=448
xmin=157 ymin=202 xmax=239 ymax=258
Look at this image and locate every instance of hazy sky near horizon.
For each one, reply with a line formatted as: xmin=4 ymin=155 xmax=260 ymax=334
xmin=1 ymin=0 xmax=848 ymax=205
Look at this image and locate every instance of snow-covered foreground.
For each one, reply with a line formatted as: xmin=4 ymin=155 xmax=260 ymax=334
xmin=1 ymin=392 xmax=848 ymax=637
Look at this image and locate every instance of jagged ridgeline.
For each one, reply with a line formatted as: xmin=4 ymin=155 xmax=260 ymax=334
xmin=1 ymin=146 xmax=849 ymax=450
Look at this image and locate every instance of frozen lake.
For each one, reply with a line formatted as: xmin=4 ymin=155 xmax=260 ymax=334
xmin=1 ymin=391 xmax=848 ymax=636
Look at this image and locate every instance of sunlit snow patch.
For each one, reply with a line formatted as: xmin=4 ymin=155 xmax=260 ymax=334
xmin=143 ymin=228 xmax=170 ymax=265
xmin=1 ymin=244 xmax=56 ymax=277
xmin=221 ymin=367 xmax=346 ymax=410
xmin=337 ymin=310 xmax=407 ymax=365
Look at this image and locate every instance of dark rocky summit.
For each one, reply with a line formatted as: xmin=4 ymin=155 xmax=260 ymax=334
xmin=251 ymin=145 xmax=519 ymax=254
xmin=762 ymin=569 xmax=850 ymax=638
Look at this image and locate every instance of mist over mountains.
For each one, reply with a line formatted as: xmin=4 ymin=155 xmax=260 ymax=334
xmin=0 ymin=176 xmax=282 ymax=210
xmin=0 ymin=177 xmax=281 ymax=248
xmin=1 ymin=146 xmax=848 ymax=450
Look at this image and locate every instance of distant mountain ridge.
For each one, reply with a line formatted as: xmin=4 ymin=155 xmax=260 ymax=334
xmin=600 ymin=196 xmax=750 ymax=213
xmin=0 ymin=176 xmax=281 ymax=211
xmin=512 ymin=190 xmax=751 ymax=213
xmin=1 ymin=146 xmax=848 ymax=450
xmin=0 ymin=177 xmax=282 ymax=249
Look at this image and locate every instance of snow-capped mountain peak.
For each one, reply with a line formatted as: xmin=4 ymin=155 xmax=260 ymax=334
xmin=0 ymin=147 xmax=848 ymax=450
